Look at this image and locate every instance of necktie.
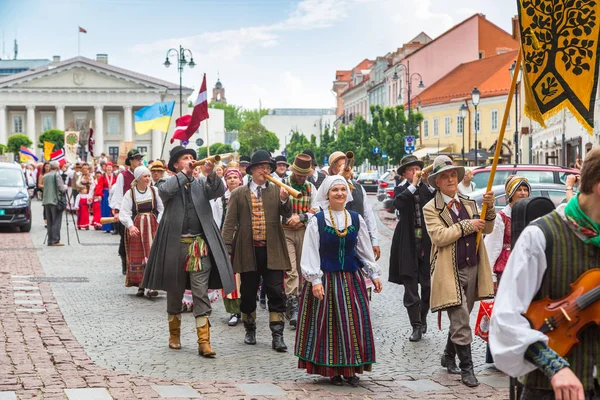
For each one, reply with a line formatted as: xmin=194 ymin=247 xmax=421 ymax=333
xmin=448 ymin=199 xmax=461 ymax=212
xmin=257 ymin=186 xmax=262 ymax=199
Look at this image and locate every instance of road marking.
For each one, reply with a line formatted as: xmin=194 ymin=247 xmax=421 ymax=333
xmin=15 ymin=300 xmax=44 ymax=305
xmin=12 ymin=286 xmax=39 ymax=291
xmin=14 ymin=292 xmax=41 ymax=297
xmin=16 ymin=308 xmax=46 ymax=313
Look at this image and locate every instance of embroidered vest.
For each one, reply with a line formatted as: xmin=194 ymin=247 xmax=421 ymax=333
xmin=315 ymin=210 xmax=361 ymax=273
xmin=130 ymin=187 xmax=158 ymax=220
xmin=493 ymin=211 xmax=512 ymax=274
xmin=250 ymin=191 xmax=267 ymax=242
xmin=449 ymin=204 xmax=477 ymax=268
xmin=520 ymin=211 xmax=600 ymax=391
xmin=282 ymin=176 xmax=312 ymax=215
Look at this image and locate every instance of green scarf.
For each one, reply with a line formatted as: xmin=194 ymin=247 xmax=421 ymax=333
xmin=564 ymin=194 xmax=600 ymax=247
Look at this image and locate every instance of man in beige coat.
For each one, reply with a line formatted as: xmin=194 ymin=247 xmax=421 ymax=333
xmin=423 ymin=155 xmax=496 ymax=388
xmin=222 ymin=149 xmax=292 ymax=352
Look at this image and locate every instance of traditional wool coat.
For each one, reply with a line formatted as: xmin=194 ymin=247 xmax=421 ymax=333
xmin=222 ymin=182 xmax=293 ymax=274
xmin=143 ymin=172 xmax=235 ymax=295
xmin=388 ymin=181 xmax=435 ymax=285
xmin=423 ymin=191 xmax=495 ymax=312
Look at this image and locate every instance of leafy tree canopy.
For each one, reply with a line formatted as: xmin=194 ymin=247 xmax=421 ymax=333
xmin=7 ymin=134 xmax=33 ymax=156
xmin=239 ymin=121 xmax=279 ymax=155
xmin=38 ymin=129 xmax=64 ymax=150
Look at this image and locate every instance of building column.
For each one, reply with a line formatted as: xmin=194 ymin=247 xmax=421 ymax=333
xmin=0 ymin=106 xmax=6 ymax=145
xmin=152 ymin=129 xmax=163 ymax=161
xmin=56 ymin=105 xmax=65 ymax=131
xmin=94 ymin=106 xmax=104 ymax=156
xmin=26 ymin=106 xmax=36 ymax=145
xmin=124 ymin=106 xmax=133 ymax=142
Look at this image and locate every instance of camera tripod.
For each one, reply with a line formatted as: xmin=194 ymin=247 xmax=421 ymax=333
xmin=43 ymin=189 xmax=81 ymax=246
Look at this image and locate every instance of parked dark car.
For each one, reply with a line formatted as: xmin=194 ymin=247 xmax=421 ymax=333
xmin=383 ymin=183 xmax=568 ymax=215
xmin=356 ymin=171 xmax=380 ymax=193
xmin=376 ymin=170 xmax=398 ymax=201
xmin=0 ymin=162 xmax=32 ymax=232
xmin=471 ymin=164 xmax=578 ymax=191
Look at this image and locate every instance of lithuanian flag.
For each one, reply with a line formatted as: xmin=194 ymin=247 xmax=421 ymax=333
xmin=518 ymin=0 xmax=600 ymax=134
xmin=134 ymin=101 xmax=175 ymax=135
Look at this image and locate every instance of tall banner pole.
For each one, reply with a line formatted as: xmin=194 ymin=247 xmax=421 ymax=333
xmin=476 ymin=48 xmax=523 ymax=251
xmin=206 ymin=118 xmax=210 ymax=157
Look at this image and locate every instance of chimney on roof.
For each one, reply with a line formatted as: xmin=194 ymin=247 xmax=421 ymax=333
xmin=96 ymin=54 xmax=108 ymax=64
xmin=512 ymin=16 xmax=520 ymax=41
xmin=52 ymin=55 xmax=60 ymax=63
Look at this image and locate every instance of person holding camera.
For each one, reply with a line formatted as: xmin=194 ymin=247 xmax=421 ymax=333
xmin=42 ymin=161 xmax=68 ymax=246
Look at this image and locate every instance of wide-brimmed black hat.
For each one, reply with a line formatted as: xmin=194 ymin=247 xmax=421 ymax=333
xmin=168 ymin=145 xmax=197 ymax=173
xmin=247 ymin=149 xmax=275 ymax=175
xmin=239 ymin=155 xmax=251 ymax=165
xmin=125 ymin=149 xmax=145 ymax=166
xmin=397 ymin=154 xmax=424 ymax=175
xmin=274 ymin=155 xmax=289 ymax=166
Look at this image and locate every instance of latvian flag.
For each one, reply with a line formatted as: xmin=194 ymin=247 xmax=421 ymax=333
xmin=50 ymin=148 xmax=66 ymax=166
xmin=171 ymin=74 xmax=209 ymax=144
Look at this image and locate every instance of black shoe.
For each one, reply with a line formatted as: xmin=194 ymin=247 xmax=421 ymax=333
xmin=330 ymin=376 xmax=343 ymax=386
xmin=345 ymin=376 xmax=360 ymax=387
xmin=121 ymin=257 xmax=127 ymax=275
xmin=455 ymin=344 xmax=479 ymax=387
xmin=421 ymin=324 xmax=427 ymax=334
xmin=270 ymin=321 xmax=287 ymax=352
xmin=442 ymin=333 xmax=461 ymax=374
xmin=287 ymin=296 xmax=299 ymax=328
xmin=243 ymin=321 xmax=256 ymax=345
xmin=409 ymin=326 xmax=422 ymax=342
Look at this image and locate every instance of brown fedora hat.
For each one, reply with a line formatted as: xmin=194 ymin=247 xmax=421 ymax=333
xmin=290 ymin=153 xmax=312 ymax=176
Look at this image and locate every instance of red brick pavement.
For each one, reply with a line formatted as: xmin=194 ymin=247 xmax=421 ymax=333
xmin=0 ymin=232 xmax=508 ymax=399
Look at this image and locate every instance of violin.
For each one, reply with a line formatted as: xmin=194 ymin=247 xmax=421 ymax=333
xmin=523 ymin=268 xmax=600 ymax=357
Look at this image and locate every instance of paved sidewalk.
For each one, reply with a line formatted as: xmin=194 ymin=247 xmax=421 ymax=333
xmin=0 ymin=202 xmax=510 ymax=399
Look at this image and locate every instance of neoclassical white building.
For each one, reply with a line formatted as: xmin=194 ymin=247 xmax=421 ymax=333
xmin=0 ymin=55 xmax=199 ymax=161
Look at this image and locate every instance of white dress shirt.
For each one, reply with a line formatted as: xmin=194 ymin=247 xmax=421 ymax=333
xmin=484 ymin=204 xmax=512 ymax=270
xmin=211 ymin=189 xmax=231 ymax=230
xmin=301 ymin=209 xmax=381 ymax=285
xmin=441 ymin=191 xmax=461 ymax=216
xmin=398 ymin=178 xmax=436 ymax=195
xmin=119 ymin=186 xmax=164 ymax=229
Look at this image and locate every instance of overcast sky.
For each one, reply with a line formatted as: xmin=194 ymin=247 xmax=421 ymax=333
xmin=0 ymin=0 xmax=518 ymax=110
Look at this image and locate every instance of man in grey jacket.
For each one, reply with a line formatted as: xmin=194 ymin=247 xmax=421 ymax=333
xmin=143 ymin=146 xmax=234 ymax=358
xmin=42 ymin=161 xmax=67 ymax=246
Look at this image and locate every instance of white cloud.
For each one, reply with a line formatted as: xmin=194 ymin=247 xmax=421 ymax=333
xmin=413 ymin=0 xmax=454 ymax=31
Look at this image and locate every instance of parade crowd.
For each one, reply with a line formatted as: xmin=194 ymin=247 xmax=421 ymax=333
xmin=28 ymin=144 xmax=599 ymax=399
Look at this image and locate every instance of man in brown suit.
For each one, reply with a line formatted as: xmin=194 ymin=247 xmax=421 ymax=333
xmin=423 ymin=155 xmax=496 ymax=388
xmin=222 ymin=149 xmax=292 ymax=352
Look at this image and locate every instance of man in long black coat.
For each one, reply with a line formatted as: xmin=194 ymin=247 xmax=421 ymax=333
xmin=388 ymin=155 xmax=435 ymax=342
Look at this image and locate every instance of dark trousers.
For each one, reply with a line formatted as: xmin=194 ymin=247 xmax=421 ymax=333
xmin=403 ymin=256 xmax=431 ymax=327
xmin=117 ymin=222 xmax=125 ymax=258
xmin=240 ymin=247 xmax=285 ymax=315
xmin=44 ymin=204 xmax=63 ymax=245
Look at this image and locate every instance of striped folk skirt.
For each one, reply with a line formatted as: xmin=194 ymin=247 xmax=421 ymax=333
xmin=294 ymin=270 xmax=375 ymax=377
xmin=222 ymin=273 xmax=241 ymax=313
xmin=125 ymin=213 xmax=158 ymax=287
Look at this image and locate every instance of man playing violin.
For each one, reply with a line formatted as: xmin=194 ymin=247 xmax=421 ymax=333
xmin=222 ymin=149 xmax=293 ymax=353
xmin=490 ymin=147 xmax=600 ymax=400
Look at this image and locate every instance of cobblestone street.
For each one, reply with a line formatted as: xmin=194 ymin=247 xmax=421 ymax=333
xmin=0 ymin=196 xmax=511 ymax=399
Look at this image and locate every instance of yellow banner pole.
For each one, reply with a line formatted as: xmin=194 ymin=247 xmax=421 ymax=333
xmin=476 ymin=48 xmax=523 ymax=252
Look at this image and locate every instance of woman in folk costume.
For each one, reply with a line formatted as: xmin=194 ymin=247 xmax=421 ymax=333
xmin=120 ymin=166 xmax=164 ymax=298
xmin=484 ymin=175 xmax=531 ymax=284
xmin=295 ymin=176 xmax=383 ymax=387
xmin=75 ymin=184 xmax=92 ymax=230
xmin=211 ymin=166 xmax=243 ymax=326
xmin=98 ymin=162 xmax=117 ymax=232
xmin=90 ymin=171 xmax=103 ymax=230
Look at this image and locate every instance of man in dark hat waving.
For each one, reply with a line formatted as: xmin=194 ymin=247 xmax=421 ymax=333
xmin=389 ymin=155 xmax=436 ymax=343
xmin=143 ymin=145 xmax=235 ymax=358
xmin=222 ymin=149 xmax=293 ymax=352
xmin=111 ymin=149 xmax=144 ymax=275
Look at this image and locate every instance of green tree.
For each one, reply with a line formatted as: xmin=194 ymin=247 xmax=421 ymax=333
xmin=238 ymin=121 xmax=280 ymax=155
xmin=333 ymin=123 xmax=365 ymax=166
xmin=0 ymin=144 xmax=8 ymax=155
xmin=38 ymin=129 xmax=64 ymax=150
xmin=284 ymin=131 xmax=311 ymax=162
xmin=196 ymin=142 xmax=234 ymax=159
xmin=7 ymin=134 xmax=33 ymax=156
xmin=316 ymin=125 xmax=335 ymax=166
xmin=210 ymin=102 xmax=244 ymax=132
xmin=242 ymin=108 xmax=269 ymax=124
xmin=372 ymin=105 xmax=422 ymax=165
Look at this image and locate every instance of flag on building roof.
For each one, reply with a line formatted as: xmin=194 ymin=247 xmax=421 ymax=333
xmin=171 ymin=74 xmax=209 ymax=143
xmin=20 ymin=146 xmax=38 ymax=163
xmin=134 ymin=101 xmax=175 ymax=135
xmin=518 ymin=0 xmax=600 ymax=134
xmin=50 ymin=148 xmax=66 ymax=166
xmin=79 ymin=26 xmax=87 ymax=33
xmin=43 ymin=141 xmax=55 ymax=161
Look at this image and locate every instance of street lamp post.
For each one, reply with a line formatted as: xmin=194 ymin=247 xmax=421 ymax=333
xmin=509 ymin=61 xmax=522 ymax=164
xmin=393 ymin=60 xmax=425 ymax=139
xmin=471 ymin=87 xmax=481 ymax=166
xmin=163 ymin=45 xmax=196 ymax=118
xmin=459 ymin=104 xmax=468 ymax=165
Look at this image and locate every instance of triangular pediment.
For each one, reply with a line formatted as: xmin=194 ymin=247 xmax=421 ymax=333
xmin=0 ymin=57 xmax=190 ymax=92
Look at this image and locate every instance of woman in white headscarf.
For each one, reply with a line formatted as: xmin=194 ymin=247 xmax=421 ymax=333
xmin=120 ymin=166 xmax=164 ymax=297
xmin=294 ymin=175 xmax=383 ymax=387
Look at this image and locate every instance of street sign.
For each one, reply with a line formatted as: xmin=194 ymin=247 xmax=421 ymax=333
xmin=382 ymin=152 xmax=388 ymax=159
xmin=404 ymin=135 xmax=415 ymax=154
xmin=373 ymin=146 xmax=381 ymax=154
xmin=324 ymin=156 xmax=329 ymax=166
xmin=195 ymin=138 xmax=204 ymax=147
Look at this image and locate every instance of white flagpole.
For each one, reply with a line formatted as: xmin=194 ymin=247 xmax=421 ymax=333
xmin=78 ymin=29 xmax=80 ymax=55
xmin=205 ymin=118 xmax=210 ymax=157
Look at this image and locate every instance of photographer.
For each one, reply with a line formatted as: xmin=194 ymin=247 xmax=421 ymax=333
xmin=565 ymin=173 xmax=580 ymax=202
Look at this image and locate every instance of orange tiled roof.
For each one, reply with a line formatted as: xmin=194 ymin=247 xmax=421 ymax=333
xmin=417 ymin=50 xmax=518 ymax=106
xmin=335 ymin=70 xmax=351 ymax=82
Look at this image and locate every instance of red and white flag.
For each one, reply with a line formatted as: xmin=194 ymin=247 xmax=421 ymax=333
xmin=173 ymin=114 xmax=192 ymax=141
xmin=50 ymin=148 xmax=66 ymax=166
xmin=171 ymin=74 xmax=209 ymax=143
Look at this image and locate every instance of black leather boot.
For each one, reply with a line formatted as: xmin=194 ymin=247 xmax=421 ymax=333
xmin=407 ymin=306 xmax=422 ymax=342
xmin=121 ymin=256 xmax=127 ymax=275
xmin=420 ymin=306 xmax=429 ymax=334
xmin=455 ymin=344 xmax=479 ymax=387
xmin=288 ymin=296 xmax=299 ymax=328
xmin=269 ymin=321 xmax=288 ymax=352
xmin=441 ymin=333 xmax=460 ymax=374
xmin=242 ymin=313 xmax=256 ymax=345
